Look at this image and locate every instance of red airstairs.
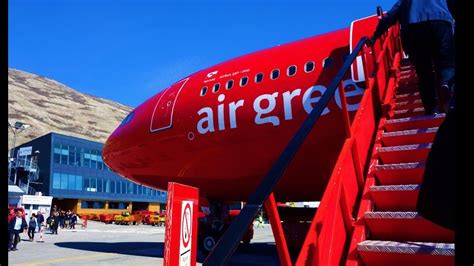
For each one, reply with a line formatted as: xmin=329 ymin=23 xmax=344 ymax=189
xmin=284 ymin=25 xmax=454 ymax=266
xmin=203 ymin=14 xmax=455 ymax=266
xmin=347 ymin=63 xmax=455 ymax=266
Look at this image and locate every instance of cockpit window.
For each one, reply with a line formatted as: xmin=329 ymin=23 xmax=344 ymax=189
xmin=120 ymin=112 xmax=134 ymax=126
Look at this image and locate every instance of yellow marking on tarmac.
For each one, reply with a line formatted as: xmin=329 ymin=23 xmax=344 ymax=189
xmin=15 ymin=252 xmax=115 ymax=266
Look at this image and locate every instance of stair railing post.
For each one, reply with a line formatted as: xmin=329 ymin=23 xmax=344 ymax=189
xmin=264 ymin=193 xmax=292 ymax=266
xmin=338 ymin=80 xmax=352 ymax=138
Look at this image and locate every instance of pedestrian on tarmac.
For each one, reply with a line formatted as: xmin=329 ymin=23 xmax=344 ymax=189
xmin=8 ymin=209 xmax=15 ymax=223
xmin=71 ymin=213 xmax=78 ymax=229
xmin=50 ymin=212 xmax=60 ymax=235
xmin=27 ymin=213 xmax=37 ymax=241
xmin=36 ymin=211 xmax=45 ymax=233
xmin=8 ymin=210 xmax=28 ymax=251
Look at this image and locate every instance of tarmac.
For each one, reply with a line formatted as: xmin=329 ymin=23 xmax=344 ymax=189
xmin=8 ymin=220 xmax=280 ymax=265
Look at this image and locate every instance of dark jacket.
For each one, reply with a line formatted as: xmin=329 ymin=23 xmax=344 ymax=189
xmin=37 ymin=213 xmax=45 ymax=225
xmin=8 ymin=216 xmax=28 ymax=232
xmin=50 ymin=216 xmax=60 ymax=229
xmin=374 ymin=0 xmax=454 ymax=38
xmin=29 ymin=217 xmax=38 ymax=229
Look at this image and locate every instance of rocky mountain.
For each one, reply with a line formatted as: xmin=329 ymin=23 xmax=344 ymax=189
xmin=8 ymin=68 xmax=133 ymax=153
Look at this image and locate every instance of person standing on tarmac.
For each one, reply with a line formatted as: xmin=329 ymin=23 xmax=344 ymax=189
xmin=27 ymin=213 xmax=37 ymax=241
xmin=36 ymin=211 xmax=45 ymax=232
xmin=50 ymin=212 xmax=60 ymax=235
xmin=8 ymin=210 xmax=28 ymax=251
xmin=8 ymin=209 xmax=15 ymax=223
xmin=370 ymin=0 xmax=455 ymax=114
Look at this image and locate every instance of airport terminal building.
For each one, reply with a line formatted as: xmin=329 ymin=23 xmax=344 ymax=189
xmin=10 ymin=132 xmax=167 ymax=215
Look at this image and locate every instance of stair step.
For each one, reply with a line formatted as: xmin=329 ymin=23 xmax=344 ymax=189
xmin=400 ymin=68 xmax=414 ymax=74
xmin=392 ymin=107 xmax=425 ymax=119
xmin=381 ymin=127 xmax=438 ymax=146
xmin=384 ymin=114 xmax=445 ymax=132
xmin=400 ymin=68 xmax=415 ymax=73
xmin=400 ymin=62 xmax=414 ymax=67
xmin=394 ymin=99 xmax=423 ymax=110
xmin=358 ymin=240 xmax=454 ymax=266
xmin=364 ymin=212 xmax=454 ymax=242
xmin=374 ymin=162 xmax=424 ymax=185
xmin=394 ymin=92 xmax=420 ymax=103
xmin=370 ymin=184 xmax=419 ymax=211
xmin=396 ymin=87 xmax=418 ymax=95
xmin=400 ymin=73 xmax=417 ymax=80
xmin=377 ymin=144 xmax=431 ymax=164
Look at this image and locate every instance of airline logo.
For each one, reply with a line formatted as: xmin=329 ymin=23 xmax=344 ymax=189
xmin=196 ymin=79 xmax=364 ymax=135
xmin=206 ymin=70 xmax=218 ymax=78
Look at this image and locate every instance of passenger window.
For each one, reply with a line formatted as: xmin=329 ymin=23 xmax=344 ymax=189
xmin=255 ymin=73 xmax=264 ymax=83
xmin=287 ymin=65 xmax=297 ymax=76
xmin=240 ymin=76 xmax=248 ymax=87
xmin=323 ymin=58 xmax=334 ymax=68
xmin=305 ymin=61 xmax=315 ymax=73
xmin=271 ymin=69 xmax=280 ymax=80
xmin=226 ymin=80 xmax=234 ymax=90
xmin=212 ymin=83 xmax=220 ymax=93
xmin=200 ymin=86 xmax=208 ymax=96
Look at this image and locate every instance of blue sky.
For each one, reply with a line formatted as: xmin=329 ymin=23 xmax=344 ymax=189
xmin=9 ymin=0 xmax=394 ymax=108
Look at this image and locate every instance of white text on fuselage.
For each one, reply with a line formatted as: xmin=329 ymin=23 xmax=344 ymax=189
xmin=196 ymin=79 xmax=364 ymax=135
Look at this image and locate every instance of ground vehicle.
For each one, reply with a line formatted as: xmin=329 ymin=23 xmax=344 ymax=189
xmin=87 ymin=213 xmax=100 ymax=221
xmin=123 ymin=213 xmax=142 ymax=225
xmin=149 ymin=212 xmax=166 ymax=226
xmin=99 ymin=213 xmax=115 ymax=224
xmin=113 ymin=213 xmax=125 ymax=225
xmin=132 ymin=210 xmax=154 ymax=224
xmin=113 ymin=211 xmax=142 ymax=225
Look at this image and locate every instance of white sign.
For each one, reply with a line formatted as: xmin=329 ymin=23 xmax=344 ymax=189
xmin=18 ymin=146 xmax=33 ymax=157
xmin=179 ymin=201 xmax=193 ymax=266
xmin=21 ymin=195 xmax=53 ymax=205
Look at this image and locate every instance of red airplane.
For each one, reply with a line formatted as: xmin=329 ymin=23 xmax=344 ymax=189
xmin=103 ymin=15 xmax=379 ymax=203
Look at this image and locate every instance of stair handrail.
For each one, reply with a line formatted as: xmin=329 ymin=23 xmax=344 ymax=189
xmin=295 ymin=23 xmax=403 ymax=265
xmin=204 ymin=36 xmax=374 ymax=265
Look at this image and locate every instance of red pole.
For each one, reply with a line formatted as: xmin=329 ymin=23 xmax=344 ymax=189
xmin=338 ymin=81 xmax=352 ymax=138
xmin=264 ymin=193 xmax=292 ymax=266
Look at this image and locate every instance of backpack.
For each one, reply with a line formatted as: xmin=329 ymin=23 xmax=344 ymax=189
xmin=29 ymin=218 xmax=37 ymax=228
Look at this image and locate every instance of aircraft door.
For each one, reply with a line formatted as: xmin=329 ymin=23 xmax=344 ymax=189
xmin=150 ymin=78 xmax=189 ymax=132
xmin=350 ymin=15 xmax=379 ymax=82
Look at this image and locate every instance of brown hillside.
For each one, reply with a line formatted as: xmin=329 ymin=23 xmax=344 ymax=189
xmin=8 ymin=68 xmax=133 ymax=153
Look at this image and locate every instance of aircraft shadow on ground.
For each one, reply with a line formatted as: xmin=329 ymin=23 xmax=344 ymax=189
xmin=55 ymin=242 xmax=164 ymax=258
xmin=55 ymin=241 xmax=279 ymax=264
xmin=199 ymin=242 xmax=281 ymax=265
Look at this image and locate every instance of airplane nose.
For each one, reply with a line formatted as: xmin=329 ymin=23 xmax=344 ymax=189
xmin=103 ymin=111 xmax=136 ymax=173
xmin=103 ymin=129 xmax=123 ymax=172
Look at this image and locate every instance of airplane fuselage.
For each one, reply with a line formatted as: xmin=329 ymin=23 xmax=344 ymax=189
xmin=104 ymin=22 xmax=374 ymax=201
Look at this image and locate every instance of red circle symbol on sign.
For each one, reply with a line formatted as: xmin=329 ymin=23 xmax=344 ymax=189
xmin=182 ymin=203 xmax=192 ymax=248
